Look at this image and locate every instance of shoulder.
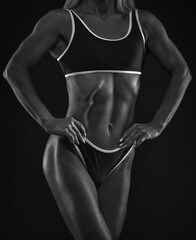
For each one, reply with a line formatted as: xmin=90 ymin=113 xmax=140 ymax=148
xmin=136 ymin=9 xmax=167 ymax=40
xmin=38 ymin=8 xmax=71 ymax=23
xmin=136 ymin=9 xmax=163 ymax=28
xmin=33 ymin=9 xmax=72 ymax=33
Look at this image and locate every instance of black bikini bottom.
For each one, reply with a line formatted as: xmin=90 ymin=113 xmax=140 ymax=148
xmin=73 ymin=138 xmax=136 ymax=187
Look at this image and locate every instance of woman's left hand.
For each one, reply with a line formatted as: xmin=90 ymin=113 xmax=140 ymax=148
xmin=119 ymin=122 xmax=162 ymax=148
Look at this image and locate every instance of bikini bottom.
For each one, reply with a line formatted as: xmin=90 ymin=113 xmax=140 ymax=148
xmin=73 ymin=138 xmax=136 ymax=187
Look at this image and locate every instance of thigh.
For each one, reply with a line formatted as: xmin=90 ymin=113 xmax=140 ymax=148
xmin=43 ymin=135 xmax=112 ymax=240
xmin=97 ymin=148 xmax=135 ymax=240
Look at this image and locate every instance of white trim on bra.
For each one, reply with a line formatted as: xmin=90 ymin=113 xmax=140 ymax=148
xmin=64 ymin=70 xmax=142 ymax=78
xmin=71 ymin=9 xmax=133 ymax=41
xmin=135 ymin=9 xmax=146 ymax=45
xmin=57 ymin=9 xmax=145 ymax=75
xmin=57 ymin=10 xmax=75 ymax=61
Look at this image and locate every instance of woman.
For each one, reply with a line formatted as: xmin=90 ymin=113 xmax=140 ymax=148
xmin=3 ymin=0 xmax=191 ymax=240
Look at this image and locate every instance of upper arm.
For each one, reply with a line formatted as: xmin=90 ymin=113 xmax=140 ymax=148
xmin=139 ymin=10 xmax=189 ymax=75
xmin=9 ymin=9 xmax=70 ymax=69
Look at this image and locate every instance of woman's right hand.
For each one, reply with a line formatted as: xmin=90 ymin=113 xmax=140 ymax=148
xmin=43 ymin=117 xmax=86 ymax=145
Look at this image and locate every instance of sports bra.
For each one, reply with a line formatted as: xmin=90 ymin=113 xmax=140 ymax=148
xmin=57 ymin=9 xmax=146 ymax=78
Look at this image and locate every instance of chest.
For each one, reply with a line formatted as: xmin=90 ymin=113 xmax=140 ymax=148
xmin=50 ymin=13 xmax=129 ymax=59
xmin=77 ymin=14 xmax=129 ymax=40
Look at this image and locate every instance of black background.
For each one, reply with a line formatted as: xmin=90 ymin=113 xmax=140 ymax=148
xmin=2 ymin=1 xmax=195 ymax=239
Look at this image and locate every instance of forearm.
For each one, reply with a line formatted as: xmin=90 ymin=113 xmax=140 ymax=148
xmin=152 ymin=68 xmax=192 ymax=132
xmin=4 ymin=63 xmax=54 ymax=129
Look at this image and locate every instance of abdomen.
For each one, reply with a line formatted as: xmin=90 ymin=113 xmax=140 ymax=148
xmin=65 ymin=72 xmax=140 ymax=149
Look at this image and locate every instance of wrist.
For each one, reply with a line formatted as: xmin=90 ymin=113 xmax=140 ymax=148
xmin=151 ymin=120 xmax=164 ymax=134
xmin=41 ymin=115 xmax=56 ymax=132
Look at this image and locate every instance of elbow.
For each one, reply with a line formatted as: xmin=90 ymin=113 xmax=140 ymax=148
xmin=173 ymin=65 xmax=192 ymax=86
xmin=3 ymin=64 xmax=10 ymax=81
xmin=182 ymin=67 xmax=192 ymax=86
xmin=3 ymin=62 xmax=14 ymax=84
xmin=3 ymin=60 xmax=26 ymax=85
xmin=186 ymin=68 xmax=192 ymax=84
xmin=3 ymin=63 xmax=15 ymax=85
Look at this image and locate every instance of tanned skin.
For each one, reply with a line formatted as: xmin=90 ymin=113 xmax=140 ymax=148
xmin=3 ymin=0 xmax=191 ymax=239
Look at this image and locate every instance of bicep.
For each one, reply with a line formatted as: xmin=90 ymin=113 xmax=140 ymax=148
xmin=10 ymin=12 xmax=60 ymax=68
xmin=145 ymin=14 xmax=187 ymax=74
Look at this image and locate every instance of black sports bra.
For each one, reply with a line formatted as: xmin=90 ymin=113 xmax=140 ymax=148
xmin=57 ymin=9 xmax=146 ymax=78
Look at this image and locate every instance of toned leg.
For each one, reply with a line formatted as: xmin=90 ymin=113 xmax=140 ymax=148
xmin=43 ymin=135 xmax=112 ymax=240
xmin=97 ymin=148 xmax=135 ymax=240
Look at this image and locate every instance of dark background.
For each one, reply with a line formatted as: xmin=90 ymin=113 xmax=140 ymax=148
xmin=2 ymin=0 xmax=195 ymax=239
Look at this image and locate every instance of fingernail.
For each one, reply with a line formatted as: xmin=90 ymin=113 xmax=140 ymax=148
xmin=120 ymin=138 xmax=123 ymax=142
xmin=119 ymin=143 xmax=123 ymax=147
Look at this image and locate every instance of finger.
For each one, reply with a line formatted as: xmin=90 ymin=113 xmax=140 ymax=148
xmin=119 ymin=137 xmax=133 ymax=148
xmin=71 ymin=122 xmax=85 ymax=143
xmin=64 ymin=129 xmax=75 ymax=144
xmin=67 ymin=125 xmax=79 ymax=144
xmin=120 ymin=125 xmax=135 ymax=141
xmin=120 ymin=128 xmax=132 ymax=142
xmin=135 ymin=131 xmax=150 ymax=147
xmin=120 ymin=129 xmax=144 ymax=147
xmin=119 ymin=135 xmax=135 ymax=148
xmin=120 ymin=138 xmax=137 ymax=149
xmin=135 ymin=136 xmax=146 ymax=147
xmin=145 ymin=132 xmax=152 ymax=139
xmin=74 ymin=119 xmax=86 ymax=137
xmin=120 ymin=124 xmax=141 ymax=143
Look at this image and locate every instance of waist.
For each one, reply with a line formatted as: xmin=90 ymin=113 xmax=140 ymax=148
xmin=66 ymin=110 xmax=134 ymax=150
xmin=86 ymin=127 xmax=123 ymax=150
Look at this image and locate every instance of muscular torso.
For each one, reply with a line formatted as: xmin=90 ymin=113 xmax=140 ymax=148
xmin=6 ymin=5 xmax=185 ymax=150
xmin=50 ymin=9 xmax=142 ymax=149
xmin=65 ymin=72 xmax=140 ymax=149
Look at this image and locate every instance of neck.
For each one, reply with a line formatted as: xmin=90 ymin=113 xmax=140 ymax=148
xmin=82 ymin=0 xmax=117 ymax=18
